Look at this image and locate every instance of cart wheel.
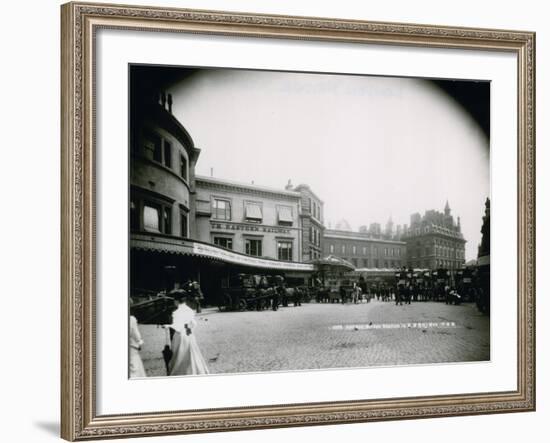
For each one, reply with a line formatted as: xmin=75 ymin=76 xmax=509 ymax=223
xmin=238 ymin=299 xmax=247 ymax=311
xmin=217 ymin=295 xmax=231 ymax=312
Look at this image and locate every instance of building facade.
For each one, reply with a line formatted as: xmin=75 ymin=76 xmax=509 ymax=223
xmin=401 ymin=201 xmax=466 ymax=270
xmin=130 ymin=85 xmax=201 ymax=243
xmin=129 ymin=82 xmax=314 ymax=299
xmin=323 ymin=229 xmax=407 ymax=269
xmin=291 ymin=183 xmax=324 ymax=261
xmin=194 ymin=176 xmax=303 ymax=262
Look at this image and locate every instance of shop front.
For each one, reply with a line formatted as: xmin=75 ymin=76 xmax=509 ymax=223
xmin=130 ymin=233 xmax=315 ymax=306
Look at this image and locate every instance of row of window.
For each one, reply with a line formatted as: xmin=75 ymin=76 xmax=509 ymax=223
xmin=131 ymin=196 xmax=188 ymax=238
xmin=410 ymin=225 xmax=461 ymax=237
xmin=411 ymin=247 xmax=430 ymax=258
xmin=410 ymin=259 xmax=463 ymax=269
xmin=434 ymin=238 xmax=460 ymax=247
xmin=212 ymin=198 xmax=293 ymax=226
xmin=213 ymin=237 xmax=293 ymax=261
xmin=310 ymin=250 xmax=321 ymax=260
xmin=309 ymin=226 xmax=321 ymax=247
xmin=436 ymin=260 xmax=462 ymax=269
xmin=435 ymin=246 xmax=464 ymax=259
xmin=308 ymin=197 xmax=321 ymax=220
xmin=144 ymin=131 xmax=188 ymax=181
xmin=345 ymin=258 xmax=403 ymax=269
xmin=328 ymin=244 xmax=402 ymax=257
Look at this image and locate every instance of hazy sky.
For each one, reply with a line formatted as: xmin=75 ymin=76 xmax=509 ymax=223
xmin=168 ymin=69 xmax=490 ymax=261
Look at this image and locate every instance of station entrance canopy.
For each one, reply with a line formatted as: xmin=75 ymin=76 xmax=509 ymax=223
xmin=131 ymin=233 xmax=314 ymax=272
xmin=308 ymin=255 xmax=356 ymax=272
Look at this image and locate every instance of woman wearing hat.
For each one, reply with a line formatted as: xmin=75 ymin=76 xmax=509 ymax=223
xmin=165 ymin=296 xmax=209 ymax=376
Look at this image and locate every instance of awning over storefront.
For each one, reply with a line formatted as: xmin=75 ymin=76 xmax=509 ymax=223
xmin=131 ymin=233 xmax=314 ymax=272
xmin=352 ymin=267 xmax=429 ymax=276
xmin=353 ymin=268 xmax=400 ymax=273
xmin=244 ymin=202 xmax=262 ymax=221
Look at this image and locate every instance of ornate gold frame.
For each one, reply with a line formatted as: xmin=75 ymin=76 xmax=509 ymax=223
xmin=61 ymin=2 xmax=536 ymax=440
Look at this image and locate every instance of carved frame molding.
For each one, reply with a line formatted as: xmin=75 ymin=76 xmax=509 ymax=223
xmin=61 ymin=2 xmax=535 ymax=440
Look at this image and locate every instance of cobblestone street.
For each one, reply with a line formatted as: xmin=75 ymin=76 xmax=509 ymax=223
xmin=139 ymin=301 xmax=490 ymax=377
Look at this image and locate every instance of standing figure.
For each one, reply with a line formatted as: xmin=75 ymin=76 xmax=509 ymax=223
xmin=406 ymin=285 xmax=412 ymax=304
xmin=271 ymin=286 xmax=280 ymax=311
xmin=166 ymin=298 xmax=209 ymax=376
xmin=396 ymin=285 xmax=404 ymax=306
xmin=187 ymin=280 xmax=203 ymax=313
xmin=129 ymin=314 xmax=146 ymax=378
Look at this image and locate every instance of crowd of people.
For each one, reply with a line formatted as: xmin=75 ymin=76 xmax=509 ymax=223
xmin=330 ymin=280 xmax=489 ymax=310
xmin=129 ymin=275 xmax=489 ymax=378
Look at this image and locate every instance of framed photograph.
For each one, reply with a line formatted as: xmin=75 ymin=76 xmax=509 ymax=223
xmin=61 ymin=2 xmax=536 ymax=440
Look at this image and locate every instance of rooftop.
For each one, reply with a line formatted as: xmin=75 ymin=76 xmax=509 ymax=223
xmin=196 ymin=175 xmax=302 ymax=199
xmin=324 ymin=229 xmax=406 ymax=245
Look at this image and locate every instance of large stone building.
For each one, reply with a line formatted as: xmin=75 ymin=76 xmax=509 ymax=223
xmin=129 ymin=72 xmax=204 ymax=291
xmin=129 ymin=68 xmax=314 ymax=300
xmin=130 ymin=90 xmax=200 ymax=241
xmin=323 ymin=229 xmax=407 ymax=269
xmin=129 ymin=67 xmax=470 ymax=303
xmin=194 ymin=176 xmax=303 ymax=262
xmin=290 ymin=182 xmax=324 ymax=261
xmin=401 ymin=201 xmax=466 ymax=270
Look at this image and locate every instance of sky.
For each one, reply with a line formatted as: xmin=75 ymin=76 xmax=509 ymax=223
xmin=167 ymin=69 xmax=490 ymax=261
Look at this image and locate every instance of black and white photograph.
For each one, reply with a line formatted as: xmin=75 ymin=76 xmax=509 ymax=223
xmin=2 ymin=0 xmax=545 ymax=441
xmin=128 ymin=64 xmax=491 ymax=378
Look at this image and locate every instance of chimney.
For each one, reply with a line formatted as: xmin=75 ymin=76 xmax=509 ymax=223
xmin=167 ymin=93 xmax=173 ymax=113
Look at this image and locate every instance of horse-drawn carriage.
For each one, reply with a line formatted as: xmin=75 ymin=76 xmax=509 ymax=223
xmin=130 ymin=289 xmax=177 ymax=324
xmin=430 ymin=268 xmax=451 ymax=302
xmin=456 ymin=267 xmax=476 ymax=302
xmin=313 ymin=277 xmax=353 ymax=303
xmin=218 ymin=274 xmax=304 ymax=312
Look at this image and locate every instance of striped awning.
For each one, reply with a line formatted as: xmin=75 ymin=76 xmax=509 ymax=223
xmin=309 ymin=255 xmax=355 ymax=271
xmin=245 ymin=203 xmax=262 ymax=220
xmin=131 ymin=233 xmax=314 ymax=272
xmin=277 ymin=206 xmax=293 ymax=223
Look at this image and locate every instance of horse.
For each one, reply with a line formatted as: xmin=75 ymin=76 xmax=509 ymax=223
xmin=281 ymin=287 xmax=302 ymax=307
xmin=350 ymin=286 xmax=362 ymax=304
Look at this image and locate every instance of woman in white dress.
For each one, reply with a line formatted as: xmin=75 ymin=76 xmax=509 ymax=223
xmin=166 ymin=299 xmax=209 ymax=376
xmin=129 ymin=315 xmax=147 ymax=378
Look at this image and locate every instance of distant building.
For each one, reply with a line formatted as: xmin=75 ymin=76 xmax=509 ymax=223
xmin=323 ymin=229 xmax=407 ymax=269
xmin=367 ymin=222 xmax=382 ymax=238
xmin=291 ymin=182 xmax=324 ymax=261
xmin=401 ymin=201 xmax=466 ymax=270
xmin=335 ymin=219 xmax=352 ymax=231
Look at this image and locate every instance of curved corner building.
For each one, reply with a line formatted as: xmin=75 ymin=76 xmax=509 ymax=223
xmin=129 ymin=69 xmax=314 ymax=303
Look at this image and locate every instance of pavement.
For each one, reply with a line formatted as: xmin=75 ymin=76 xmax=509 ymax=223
xmin=137 ymin=300 xmax=490 ymax=377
